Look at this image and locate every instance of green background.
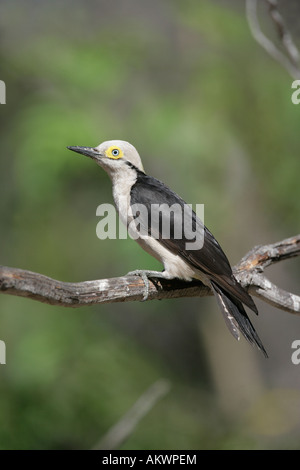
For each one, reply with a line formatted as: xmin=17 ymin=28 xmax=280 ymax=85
xmin=0 ymin=0 xmax=300 ymax=449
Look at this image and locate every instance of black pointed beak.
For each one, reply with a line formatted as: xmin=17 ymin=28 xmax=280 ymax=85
xmin=67 ymin=146 xmax=102 ymax=160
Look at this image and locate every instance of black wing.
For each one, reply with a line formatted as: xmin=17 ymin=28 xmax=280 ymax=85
xmin=130 ymin=172 xmax=257 ymax=314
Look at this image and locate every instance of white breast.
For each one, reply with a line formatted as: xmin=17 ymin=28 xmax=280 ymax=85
xmin=111 ymin=166 xmax=137 ymax=228
xmin=110 ymin=167 xmax=208 ymax=284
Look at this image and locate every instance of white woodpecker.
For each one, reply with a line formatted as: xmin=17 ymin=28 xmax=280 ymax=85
xmin=68 ymin=140 xmax=267 ymax=356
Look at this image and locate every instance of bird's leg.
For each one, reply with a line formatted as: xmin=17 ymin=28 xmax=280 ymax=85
xmin=126 ymin=270 xmax=168 ymax=301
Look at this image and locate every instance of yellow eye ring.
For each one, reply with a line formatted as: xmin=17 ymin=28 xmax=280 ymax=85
xmin=105 ymin=146 xmax=123 ymax=159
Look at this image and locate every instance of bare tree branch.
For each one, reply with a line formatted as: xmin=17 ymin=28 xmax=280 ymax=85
xmin=0 ymin=265 xmax=212 ymax=306
xmin=0 ymin=235 xmax=299 ymax=314
xmin=234 ymin=234 xmax=300 ymax=314
xmin=246 ymin=0 xmax=300 ymax=79
xmin=235 ymin=234 xmax=300 ymax=272
xmin=266 ymin=0 xmax=300 ymax=67
xmin=92 ymin=379 xmax=171 ymax=450
xmin=248 ymin=273 xmax=300 ymax=314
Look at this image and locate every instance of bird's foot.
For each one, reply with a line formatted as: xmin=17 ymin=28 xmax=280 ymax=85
xmin=126 ymin=270 xmax=166 ymax=301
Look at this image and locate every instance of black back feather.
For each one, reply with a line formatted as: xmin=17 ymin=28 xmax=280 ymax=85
xmin=130 ymin=171 xmax=267 ymax=355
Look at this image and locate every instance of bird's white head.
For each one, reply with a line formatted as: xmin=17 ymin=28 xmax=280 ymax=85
xmin=68 ymin=140 xmax=145 ymax=176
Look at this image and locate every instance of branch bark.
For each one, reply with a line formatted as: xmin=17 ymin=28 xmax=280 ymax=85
xmin=0 ymin=235 xmax=299 ymax=314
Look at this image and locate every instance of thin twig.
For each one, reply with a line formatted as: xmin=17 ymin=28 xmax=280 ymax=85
xmin=92 ymin=379 xmax=171 ymax=450
xmin=266 ymin=0 xmax=300 ymax=67
xmin=246 ymin=0 xmax=300 ymax=79
xmin=250 ymin=273 xmax=300 ymax=314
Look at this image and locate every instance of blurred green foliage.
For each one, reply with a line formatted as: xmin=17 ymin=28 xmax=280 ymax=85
xmin=0 ymin=0 xmax=300 ymax=450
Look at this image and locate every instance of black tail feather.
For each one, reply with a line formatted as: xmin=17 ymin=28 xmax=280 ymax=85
xmin=210 ymin=280 xmax=268 ymax=357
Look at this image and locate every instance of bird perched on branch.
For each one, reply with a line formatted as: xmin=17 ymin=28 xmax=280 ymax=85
xmin=68 ymin=140 xmax=267 ymax=356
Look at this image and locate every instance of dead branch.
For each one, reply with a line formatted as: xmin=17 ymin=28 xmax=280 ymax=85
xmin=246 ymin=0 xmax=300 ymax=79
xmin=92 ymin=379 xmax=171 ymax=450
xmin=0 ymin=235 xmax=299 ymax=314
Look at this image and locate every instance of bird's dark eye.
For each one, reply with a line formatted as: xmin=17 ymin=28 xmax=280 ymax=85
xmin=112 ymin=149 xmax=119 ymax=156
